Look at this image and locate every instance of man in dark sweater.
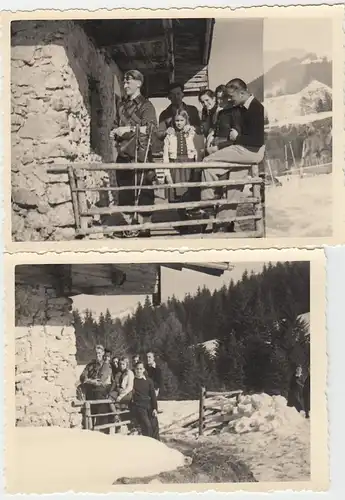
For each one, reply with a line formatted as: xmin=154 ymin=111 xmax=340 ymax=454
xmin=201 ymin=78 xmax=265 ymax=227
xmin=146 ymin=352 xmax=163 ymax=398
xmin=131 ymin=362 xmax=160 ymax=440
xmin=157 ymin=82 xmax=201 ymax=142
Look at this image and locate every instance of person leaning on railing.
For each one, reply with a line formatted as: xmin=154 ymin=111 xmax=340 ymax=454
xmin=199 ymin=78 xmax=266 ymax=232
xmin=110 ymin=70 xmax=157 ymax=237
xmin=79 ymin=345 xmax=112 ymax=429
xmin=106 ymin=357 xmax=134 ymax=428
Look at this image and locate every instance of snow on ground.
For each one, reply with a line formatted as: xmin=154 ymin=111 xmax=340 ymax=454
xmin=159 ymin=394 xmax=310 ymax=482
xmin=9 ymin=427 xmax=187 ymax=493
xmin=200 ymin=418 xmax=310 ymax=483
xmin=159 ymin=400 xmax=199 ymax=431
xmin=266 ymin=174 xmax=332 ymax=237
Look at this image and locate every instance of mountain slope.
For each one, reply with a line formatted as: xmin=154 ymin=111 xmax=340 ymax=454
xmin=249 ymin=52 xmax=332 ymax=101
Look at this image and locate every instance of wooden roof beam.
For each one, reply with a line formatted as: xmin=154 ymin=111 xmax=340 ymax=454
xmin=203 ymin=18 xmax=215 ymax=66
xmin=162 ymin=19 xmax=175 ymax=83
xmin=108 ymin=35 xmax=165 ymax=48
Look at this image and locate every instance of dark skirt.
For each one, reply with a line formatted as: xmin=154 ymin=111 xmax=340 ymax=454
xmin=169 ymin=156 xmax=201 ymax=203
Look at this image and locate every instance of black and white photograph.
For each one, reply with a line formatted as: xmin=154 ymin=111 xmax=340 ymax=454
xmin=6 ymin=252 xmax=327 ymax=493
xmin=7 ymin=6 xmax=342 ymax=245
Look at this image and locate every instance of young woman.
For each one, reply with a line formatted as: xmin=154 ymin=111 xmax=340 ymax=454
xmin=199 ymin=89 xmax=217 ymax=139
xmin=108 ymin=357 xmax=134 ymax=404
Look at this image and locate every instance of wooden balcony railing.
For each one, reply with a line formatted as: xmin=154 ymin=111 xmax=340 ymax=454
xmin=48 ymin=161 xmax=265 ymax=238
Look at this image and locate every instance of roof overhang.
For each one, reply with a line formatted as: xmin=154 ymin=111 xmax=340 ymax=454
xmin=15 ymin=263 xmax=232 ymax=301
xmin=77 ymin=18 xmax=215 ymax=98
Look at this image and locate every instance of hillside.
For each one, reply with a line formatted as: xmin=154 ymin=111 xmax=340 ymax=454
xmin=249 ymin=52 xmax=331 ymax=100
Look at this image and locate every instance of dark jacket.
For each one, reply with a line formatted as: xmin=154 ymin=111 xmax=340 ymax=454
xmin=213 ymin=105 xmax=243 ymax=150
xmin=113 ymin=94 xmax=157 ymax=162
xmin=158 ymin=103 xmax=201 ymax=139
xmin=287 ymin=374 xmax=304 ymax=412
xmin=235 ymin=97 xmax=265 ymax=150
xmin=303 ymin=375 xmax=310 ymax=413
xmin=146 ymin=364 xmax=163 ymax=392
xmin=201 ymin=105 xmax=218 ymax=137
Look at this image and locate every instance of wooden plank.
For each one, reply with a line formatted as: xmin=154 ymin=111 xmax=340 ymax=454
xmin=199 ymin=386 xmax=206 ymax=437
xmin=108 ymin=36 xmax=165 ymax=47
xmin=162 ymin=19 xmax=175 ymax=83
xmin=48 ymin=162 xmax=256 ymax=172
xmin=84 ymin=197 xmax=260 ymax=216
xmin=77 ymin=215 xmax=262 ymax=235
xmin=84 ymin=402 xmax=92 ymax=430
xmin=76 ymin=172 xmax=88 ymax=234
xmin=205 ymin=390 xmax=243 ymax=398
xmin=252 ymin=164 xmax=265 ymax=236
xmin=68 ymin=166 xmax=81 ymax=229
xmin=70 ymin=178 xmax=262 ymax=192
xmin=94 ymin=420 xmax=131 ymax=431
xmin=203 ymin=19 xmax=214 ymax=65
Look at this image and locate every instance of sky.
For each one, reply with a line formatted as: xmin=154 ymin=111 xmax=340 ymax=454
xmin=72 ymin=262 xmax=266 ymax=319
xmin=151 ymin=17 xmax=332 ymax=118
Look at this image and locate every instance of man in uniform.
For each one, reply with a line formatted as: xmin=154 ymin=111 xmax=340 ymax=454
xmin=110 ymin=70 xmax=157 ymax=237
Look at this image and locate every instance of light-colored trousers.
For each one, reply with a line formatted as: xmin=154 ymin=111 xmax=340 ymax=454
xmin=201 ymin=144 xmax=265 ymax=221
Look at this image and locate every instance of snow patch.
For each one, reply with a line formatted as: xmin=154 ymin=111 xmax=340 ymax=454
xmin=10 ymin=426 xmax=187 ymax=493
xmin=197 ymin=339 xmax=219 ymax=358
xmin=265 ymin=80 xmax=332 ymax=124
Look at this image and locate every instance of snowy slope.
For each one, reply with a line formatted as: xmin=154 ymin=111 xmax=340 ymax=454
xmin=264 ymin=80 xmax=332 ymax=124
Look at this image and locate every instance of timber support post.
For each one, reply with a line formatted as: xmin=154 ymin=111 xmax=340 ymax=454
xmin=84 ymin=401 xmax=92 ymax=430
xmin=199 ymin=386 xmax=206 ymax=437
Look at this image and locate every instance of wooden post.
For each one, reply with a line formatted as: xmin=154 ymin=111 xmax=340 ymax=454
xmin=252 ymin=164 xmax=264 ymax=237
xmin=266 ymin=159 xmax=275 ymax=186
xmin=76 ymin=171 xmax=88 ymax=234
xmin=68 ymin=166 xmax=81 ymax=230
xmin=84 ymin=402 xmax=92 ymax=430
xmin=199 ymin=386 xmax=206 ymax=437
xmin=284 ymin=144 xmax=289 ymax=173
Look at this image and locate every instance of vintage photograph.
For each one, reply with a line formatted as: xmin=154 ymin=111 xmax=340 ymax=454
xmin=6 ymin=252 xmax=327 ymax=493
xmin=7 ymin=6 xmax=342 ymax=245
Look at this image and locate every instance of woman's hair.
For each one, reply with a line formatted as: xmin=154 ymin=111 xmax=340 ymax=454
xmin=198 ymin=89 xmax=215 ymax=102
xmin=119 ymin=356 xmax=129 ymax=367
xmin=173 ymin=109 xmax=190 ymax=127
xmin=215 ymin=84 xmax=227 ymax=95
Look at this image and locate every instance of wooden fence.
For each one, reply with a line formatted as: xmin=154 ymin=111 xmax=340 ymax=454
xmin=48 ymin=161 xmax=265 ymax=238
xmin=73 ymin=399 xmax=132 ymax=434
xmin=198 ymin=387 xmax=243 ymax=437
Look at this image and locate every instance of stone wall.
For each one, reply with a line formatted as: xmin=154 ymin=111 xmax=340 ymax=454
xmin=11 ymin=20 xmax=123 ymax=241
xmin=15 ymin=284 xmax=81 ymax=427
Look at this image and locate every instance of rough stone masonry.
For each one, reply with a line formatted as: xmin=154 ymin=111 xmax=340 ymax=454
xmin=15 ymin=283 xmax=81 ymax=427
xmin=11 ymin=20 xmax=123 ymax=241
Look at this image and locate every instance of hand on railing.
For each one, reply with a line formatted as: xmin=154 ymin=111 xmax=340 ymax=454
xmin=110 ymin=126 xmax=147 ymax=139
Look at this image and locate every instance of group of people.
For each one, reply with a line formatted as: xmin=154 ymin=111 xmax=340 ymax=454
xmin=110 ymin=70 xmax=265 ymax=236
xmin=79 ymin=345 xmax=163 ymax=440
